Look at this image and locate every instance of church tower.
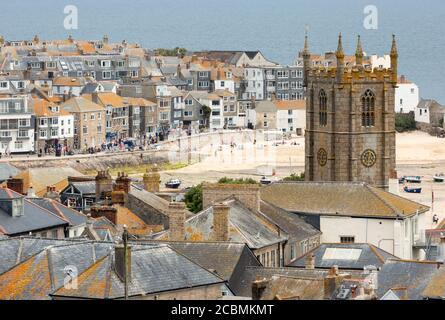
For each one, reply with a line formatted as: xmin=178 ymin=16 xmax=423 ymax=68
xmin=304 ymin=34 xmax=397 ymax=189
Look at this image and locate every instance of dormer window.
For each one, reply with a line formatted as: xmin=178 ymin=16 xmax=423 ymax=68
xmin=50 ymin=106 xmax=60 ymax=113
xmin=46 ymin=62 xmax=56 ymax=69
xmin=100 ymin=60 xmax=111 ymax=68
xmin=30 ymin=62 xmax=41 ymax=69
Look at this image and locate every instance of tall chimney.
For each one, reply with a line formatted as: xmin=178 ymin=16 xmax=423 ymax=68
xmin=44 ymin=186 xmax=60 ymax=201
xmin=92 ymin=92 xmax=100 ymax=104
xmin=323 ymin=266 xmax=342 ymax=300
xmin=305 ymin=253 xmax=315 ymax=269
xmin=114 ymin=227 xmax=131 ymax=299
xmin=168 ymin=202 xmax=186 ymax=241
xmin=213 ymin=203 xmax=230 ymax=241
xmin=142 ymin=166 xmax=160 ymax=193
xmin=95 ymin=170 xmax=113 ymax=202
xmin=114 ymin=172 xmax=131 ymax=194
xmin=252 ymin=278 xmax=268 ymax=300
xmin=7 ymin=178 xmax=25 ymax=195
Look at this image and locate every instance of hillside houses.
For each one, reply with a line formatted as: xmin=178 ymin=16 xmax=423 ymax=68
xmin=0 ymin=35 xmax=312 ymax=154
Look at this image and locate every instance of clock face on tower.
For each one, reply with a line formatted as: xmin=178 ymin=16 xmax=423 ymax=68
xmin=361 ymin=149 xmax=377 ymax=167
xmin=317 ymin=148 xmax=327 ymax=167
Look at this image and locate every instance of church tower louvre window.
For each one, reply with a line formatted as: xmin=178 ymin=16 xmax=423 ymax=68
xmin=361 ymin=89 xmax=375 ymax=127
xmin=319 ymin=89 xmax=327 ymax=126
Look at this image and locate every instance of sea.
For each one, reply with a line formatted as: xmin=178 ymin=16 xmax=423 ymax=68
xmin=0 ymin=0 xmax=444 ymax=102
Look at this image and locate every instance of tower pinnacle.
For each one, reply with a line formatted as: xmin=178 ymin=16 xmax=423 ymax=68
xmin=355 ymin=35 xmax=364 ymax=66
xmin=336 ymin=33 xmax=345 ymax=59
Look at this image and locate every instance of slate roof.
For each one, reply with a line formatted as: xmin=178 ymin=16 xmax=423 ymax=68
xmin=185 ymin=199 xmax=285 ymax=249
xmin=0 ymin=240 xmax=113 ymax=299
xmin=51 ymin=244 xmax=226 ymax=299
xmin=376 ymin=259 xmax=442 ymax=300
xmin=287 ymin=243 xmax=398 ymax=270
xmin=28 ymin=198 xmax=88 ymax=227
xmin=0 ymin=188 xmax=69 ymax=236
xmin=64 ymin=181 xmax=96 ymax=195
xmin=234 ymin=266 xmax=330 ymax=297
xmin=421 ymin=266 xmax=445 ymax=299
xmin=259 ymin=200 xmax=321 ymax=242
xmin=0 ymin=237 xmax=86 ymax=274
xmin=261 ymin=182 xmax=429 ymax=219
xmin=136 ymin=241 xmax=260 ymax=293
xmin=80 ymin=82 xmax=101 ymax=94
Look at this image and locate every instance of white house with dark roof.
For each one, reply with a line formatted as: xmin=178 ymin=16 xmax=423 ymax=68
xmin=261 ymin=182 xmax=431 ymax=260
xmin=0 ymin=187 xmax=68 ymax=237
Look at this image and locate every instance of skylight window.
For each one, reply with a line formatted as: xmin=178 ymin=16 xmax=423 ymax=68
xmin=322 ymin=248 xmax=362 ymax=260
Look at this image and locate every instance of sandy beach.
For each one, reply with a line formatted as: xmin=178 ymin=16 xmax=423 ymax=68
xmin=155 ymin=131 xmax=445 ymax=229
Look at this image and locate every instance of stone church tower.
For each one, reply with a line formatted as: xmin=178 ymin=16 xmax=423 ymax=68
xmin=304 ymin=34 xmax=397 ymax=189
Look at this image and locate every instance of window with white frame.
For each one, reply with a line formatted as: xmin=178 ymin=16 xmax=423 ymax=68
xmin=184 ymin=111 xmax=193 ymax=117
xmin=102 ymin=71 xmax=112 ymax=79
xmin=198 ymin=81 xmax=209 ymax=88
xmin=14 ymin=141 xmax=23 ymax=150
xmin=50 ymin=128 xmax=58 ymax=137
xmin=19 ymin=119 xmax=30 ymax=127
xmin=277 ymin=70 xmax=289 ymax=78
xmin=39 ymin=118 xmax=48 ymax=126
xmin=0 ymin=131 xmax=11 ymax=138
xmin=0 ymin=102 xmax=7 ymax=113
xmin=100 ymin=60 xmax=111 ymax=68
xmin=39 ymin=130 xmax=46 ymax=138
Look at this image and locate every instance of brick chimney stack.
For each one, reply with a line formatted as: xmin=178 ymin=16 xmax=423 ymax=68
xmin=90 ymin=206 xmax=118 ymax=225
xmin=213 ymin=203 xmax=230 ymax=241
xmin=252 ymin=278 xmax=269 ymax=300
xmin=44 ymin=186 xmax=60 ymax=201
xmin=92 ymin=91 xmax=100 ymax=104
xmin=305 ymin=253 xmax=315 ymax=269
xmin=114 ymin=172 xmax=131 ymax=194
xmin=323 ymin=266 xmax=348 ymax=300
xmin=6 ymin=178 xmax=25 ymax=195
xmin=95 ymin=170 xmax=113 ymax=202
xmin=143 ymin=166 xmax=160 ymax=193
xmin=168 ymin=202 xmax=186 ymax=241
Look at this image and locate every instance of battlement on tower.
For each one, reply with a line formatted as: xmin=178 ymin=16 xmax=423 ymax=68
xmin=308 ymin=65 xmax=394 ymax=83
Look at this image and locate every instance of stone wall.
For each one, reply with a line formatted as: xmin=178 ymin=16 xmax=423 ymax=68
xmin=127 ymin=187 xmax=170 ymax=229
xmin=8 ymin=130 xmax=255 ymax=172
xmin=202 ymin=183 xmax=261 ymax=212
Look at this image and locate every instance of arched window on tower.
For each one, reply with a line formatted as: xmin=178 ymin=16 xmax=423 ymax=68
xmin=361 ymin=89 xmax=375 ymax=127
xmin=319 ymin=89 xmax=327 ymax=126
